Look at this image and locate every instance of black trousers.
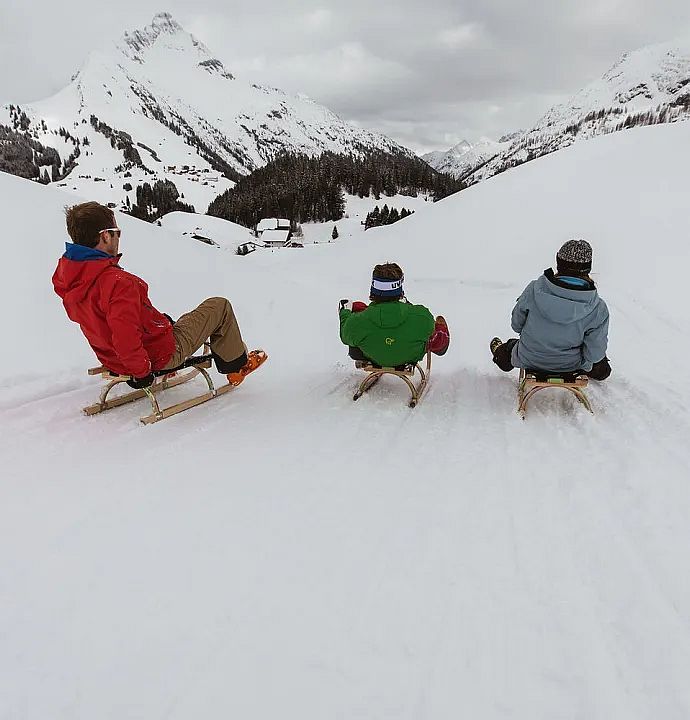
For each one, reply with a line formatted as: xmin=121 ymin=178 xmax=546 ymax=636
xmin=492 ymin=338 xmax=611 ymax=381
xmin=348 ymin=346 xmax=412 ymax=371
xmin=348 ymin=346 xmax=369 ymax=362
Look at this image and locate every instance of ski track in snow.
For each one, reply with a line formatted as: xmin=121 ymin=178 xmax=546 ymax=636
xmin=3 ymin=124 xmax=690 ymax=718
xmin=3 ymin=338 xmax=689 ymax=718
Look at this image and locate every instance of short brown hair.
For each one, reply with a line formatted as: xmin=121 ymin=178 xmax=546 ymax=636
xmin=372 ymin=262 xmax=403 ymax=281
xmin=65 ymin=202 xmax=115 ymax=247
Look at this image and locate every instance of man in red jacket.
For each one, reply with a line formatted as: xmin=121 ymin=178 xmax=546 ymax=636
xmin=53 ymin=202 xmax=267 ymax=388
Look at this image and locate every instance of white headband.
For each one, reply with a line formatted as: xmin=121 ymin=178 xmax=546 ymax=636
xmin=371 ymin=277 xmax=404 ymax=292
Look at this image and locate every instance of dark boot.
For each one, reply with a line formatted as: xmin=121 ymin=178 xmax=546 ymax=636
xmin=491 ymin=337 xmax=518 ymax=372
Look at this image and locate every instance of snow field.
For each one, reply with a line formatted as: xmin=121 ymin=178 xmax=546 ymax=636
xmin=2 ymin=122 xmax=690 ymax=718
xmin=300 ymin=192 xmax=433 ymax=244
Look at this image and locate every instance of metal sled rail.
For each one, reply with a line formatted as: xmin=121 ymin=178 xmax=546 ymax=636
xmin=517 ymin=368 xmax=593 ymax=418
xmin=353 ymin=351 xmax=432 ymax=408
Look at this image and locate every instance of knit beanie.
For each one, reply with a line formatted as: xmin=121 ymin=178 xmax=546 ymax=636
xmin=556 ymin=239 xmax=592 ymax=274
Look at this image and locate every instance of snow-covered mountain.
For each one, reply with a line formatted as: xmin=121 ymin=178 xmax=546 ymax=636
xmin=459 ymin=35 xmax=690 ymax=185
xmin=422 ymin=137 xmax=511 ymax=179
xmin=422 ymin=139 xmax=471 ymax=169
xmin=4 ymin=120 xmax=690 ymax=717
xmin=0 ymin=12 xmax=409 ymax=213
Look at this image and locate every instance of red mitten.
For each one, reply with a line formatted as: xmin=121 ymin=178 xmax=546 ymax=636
xmin=428 ymin=316 xmax=450 ymax=355
xmin=352 ymin=301 xmax=368 ymax=313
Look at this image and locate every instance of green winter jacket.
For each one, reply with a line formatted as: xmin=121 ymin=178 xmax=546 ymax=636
xmin=340 ymin=301 xmax=435 ymax=367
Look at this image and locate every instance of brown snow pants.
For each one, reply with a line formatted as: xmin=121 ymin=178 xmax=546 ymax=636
xmin=163 ymin=297 xmax=246 ymax=373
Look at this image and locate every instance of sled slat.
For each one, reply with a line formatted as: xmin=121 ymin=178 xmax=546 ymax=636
xmin=139 ymin=382 xmax=235 ymax=425
xmin=83 ymin=367 xmax=204 ymax=417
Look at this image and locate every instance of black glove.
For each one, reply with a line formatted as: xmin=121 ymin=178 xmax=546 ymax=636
xmin=587 ymin=357 xmax=611 ymax=381
xmin=127 ymin=373 xmax=155 ymax=389
xmin=339 ymin=298 xmax=352 ymax=312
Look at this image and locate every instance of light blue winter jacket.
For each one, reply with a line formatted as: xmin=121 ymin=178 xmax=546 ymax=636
xmin=510 ymin=270 xmax=609 ymax=372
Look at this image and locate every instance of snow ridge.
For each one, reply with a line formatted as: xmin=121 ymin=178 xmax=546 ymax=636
xmin=430 ymin=35 xmax=690 ymax=184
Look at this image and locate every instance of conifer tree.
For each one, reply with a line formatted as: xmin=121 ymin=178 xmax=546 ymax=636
xmin=365 ymin=205 xmax=380 ymax=230
xmin=332 ymin=225 xmax=339 ymax=240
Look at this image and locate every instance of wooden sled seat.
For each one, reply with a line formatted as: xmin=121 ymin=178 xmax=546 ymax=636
xmin=357 ymin=360 xmax=417 ymax=374
xmin=353 ymin=351 xmax=431 ymax=408
xmin=518 ymin=367 xmax=592 ymax=417
xmin=88 ymin=353 xmax=213 ymax=379
xmin=523 ymin=368 xmax=587 ymax=384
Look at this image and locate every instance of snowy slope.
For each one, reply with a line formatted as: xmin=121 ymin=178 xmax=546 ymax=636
xmin=159 ymin=194 xmax=432 ymax=252
xmin=300 ymin=192 xmax=433 ymax=245
xmin=159 ymin=211 xmax=253 ymax=250
xmin=463 ymin=34 xmax=690 ymax=184
xmin=0 ymin=13 xmax=409 ymax=212
xmin=3 ymin=122 xmax=690 ymax=718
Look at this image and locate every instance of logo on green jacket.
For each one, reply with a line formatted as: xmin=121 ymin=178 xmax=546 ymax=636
xmin=385 ymin=337 xmax=395 ymax=345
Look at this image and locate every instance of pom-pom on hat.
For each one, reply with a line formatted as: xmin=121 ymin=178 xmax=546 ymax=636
xmin=556 ymin=239 xmax=592 ymax=274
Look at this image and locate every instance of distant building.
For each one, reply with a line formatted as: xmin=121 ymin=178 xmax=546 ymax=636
xmin=237 ymin=241 xmax=261 ymax=256
xmin=254 ymin=218 xmax=293 ymax=247
xmin=190 ymin=233 xmax=217 ymax=246
xmin=261 ymin=229 xmax=291 ymax=248
xmin=256 ymin=217 xmax=290 ymax=233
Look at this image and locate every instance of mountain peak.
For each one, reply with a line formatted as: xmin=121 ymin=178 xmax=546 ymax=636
xmin=120 ymin=12 xmax=203 ymax=61
xmin=449 ymin=140 xmax=472 ymax=156
xmin=451 ymin=139 xmax=471 ymax=150
xmin=1 ymin=9 xmax=408 ymax=210
xmin=151 ymin=11 xmax=182 ymax=31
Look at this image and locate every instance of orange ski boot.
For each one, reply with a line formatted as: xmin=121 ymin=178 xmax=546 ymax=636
xmin=226 ymin=349 xmax=268 ymax=387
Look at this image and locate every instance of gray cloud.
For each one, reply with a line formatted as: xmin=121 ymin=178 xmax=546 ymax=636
xmin=2 ymin=0 xmax=690 ymax=153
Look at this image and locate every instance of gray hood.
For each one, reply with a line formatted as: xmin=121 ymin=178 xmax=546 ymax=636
xmin=532 ymin=273 xmax=599 ymax=325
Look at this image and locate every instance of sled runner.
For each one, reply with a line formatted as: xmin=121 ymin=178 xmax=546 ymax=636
xmin=353 ymin=350 xmax=431 ymax=408
xmin=517 ymin=368 xmax=593 ymax=418
xmin=83 ymin=344 xmax=234 ymax=424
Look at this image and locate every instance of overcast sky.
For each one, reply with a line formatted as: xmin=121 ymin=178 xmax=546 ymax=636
xmin=2 ymin=1 xmax=690 ymax=153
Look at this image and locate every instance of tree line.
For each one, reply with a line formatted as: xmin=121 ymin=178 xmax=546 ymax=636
xmin=128 ymin=180 xmax=195 ymax=222
xmin=364 ymin=205 xmax=414 ymax=230
xmin=207 ymin=151 xmax=464 ymax=228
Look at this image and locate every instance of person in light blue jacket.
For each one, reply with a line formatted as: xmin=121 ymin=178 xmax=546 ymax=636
xmin=490 ymin=239 xmax=611 ymax=380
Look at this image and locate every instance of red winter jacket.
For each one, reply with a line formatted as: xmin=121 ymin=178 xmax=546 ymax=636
xmin=52 ymin=245 xmax=175 ymax=377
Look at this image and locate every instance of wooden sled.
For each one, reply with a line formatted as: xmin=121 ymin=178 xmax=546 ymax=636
xmin=83 ymin=344 xmax=234 ymax=425
xmin=353 ymin=351 xmax=431 ymax=408
xmin=517 ymin=367 xmax=593 ymax=418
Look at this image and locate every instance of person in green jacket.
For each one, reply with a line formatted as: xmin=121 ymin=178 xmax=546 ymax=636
xmin=339 ymin=262 xmax=450 ymax=368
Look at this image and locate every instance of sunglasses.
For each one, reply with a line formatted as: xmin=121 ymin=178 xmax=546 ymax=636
xmin=101 ymin=227 xmax=121 ymax=238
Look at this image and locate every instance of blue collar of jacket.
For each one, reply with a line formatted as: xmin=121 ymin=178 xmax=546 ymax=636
xmin=544 ymin=268 xmax=594 ymax=291
xmin=62 ymin=242 xmax=115 ymax=262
